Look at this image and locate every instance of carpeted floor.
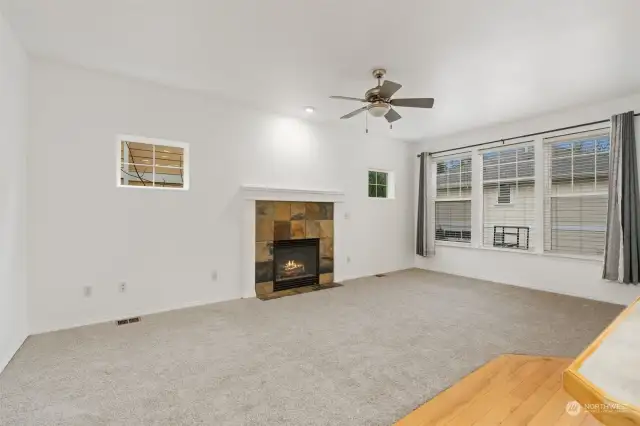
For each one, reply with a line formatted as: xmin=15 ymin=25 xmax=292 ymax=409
xmin=0 ymin=269 xmax=623 ymax=426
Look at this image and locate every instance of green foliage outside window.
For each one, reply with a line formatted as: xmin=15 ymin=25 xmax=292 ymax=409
xmin=368 ymin=171 xmax=388 ymax=198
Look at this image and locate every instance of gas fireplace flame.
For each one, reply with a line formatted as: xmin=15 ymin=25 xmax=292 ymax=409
xmin=283 ymin=260 xmax=305 ymax=273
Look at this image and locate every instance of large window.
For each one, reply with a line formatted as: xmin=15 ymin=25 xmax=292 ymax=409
xmin=481 ymin=144 xmax=535 ymax=250
xmin=118 ymin=135 xmax=189 ymax=190
xmin=427 ymin=124 xmax=612 ymax=257
xmin=543 ymin=131 xmax=610 ymax=256
xmin=434 ymin=156 xmax=472 ymax=243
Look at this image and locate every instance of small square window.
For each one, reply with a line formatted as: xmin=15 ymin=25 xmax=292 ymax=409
xmin=118 ymin=135 xmax=189 ymax=190
xmin=368 ymin=170 xmax=392 ymax=198
xmin=497 ymin=183 xmax=511 ymax=204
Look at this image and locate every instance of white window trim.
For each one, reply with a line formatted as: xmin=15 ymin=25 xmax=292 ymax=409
xmin=368 ymin=169 xmax=395 ymax=199
xmin=435 ymin=239 xmax=472 ymax=248
xmin=116 ymin=134 xmax=190 ymax=191
xmin=428 ymin=123 xmax=610 ymax=260
xmin=433 ymin=242 xmax=603 ymax=263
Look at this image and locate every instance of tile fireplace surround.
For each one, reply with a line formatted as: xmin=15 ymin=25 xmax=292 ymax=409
xmin=255 ymin=201 xmax=335 ymax=299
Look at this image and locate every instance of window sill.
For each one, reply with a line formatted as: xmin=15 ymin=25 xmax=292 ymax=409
xmin=117 ymin=184 xmax=189 ymax=191
xmin=539 ymin=251 xmax=603 ymax=262
xmin=434 ymin=242 xmax=603 ymax=263
xmin=435 ymin=240 xmax=472 ymax=248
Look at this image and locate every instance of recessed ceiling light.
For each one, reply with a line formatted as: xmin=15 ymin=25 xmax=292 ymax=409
xmin=305 ymin=106 xmax=315 ymax=113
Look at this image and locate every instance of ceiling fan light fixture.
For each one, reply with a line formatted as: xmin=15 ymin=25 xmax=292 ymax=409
xmin=367 ymin=102 xmax=390 ymax=118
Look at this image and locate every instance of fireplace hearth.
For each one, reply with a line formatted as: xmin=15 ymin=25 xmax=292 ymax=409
xmin=273 ymin=238 xmax=319 ymax=291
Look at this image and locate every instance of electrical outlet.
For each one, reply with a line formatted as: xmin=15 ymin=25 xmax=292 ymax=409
xmin=83 ymin=286 xmax=92 ymax=298
xmin=347 ymin=256 xmax=351 ymax=263
xmin=119 ymin=282 xmax=126 ymax=293
xmin=344 ymin=212 xmax=350 ymax=220
xmin=211 ymin=270 xmax=218 ymax=281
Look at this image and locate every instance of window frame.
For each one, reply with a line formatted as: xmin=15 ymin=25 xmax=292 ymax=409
xmin=368 ymin=169 xmax=395 ymax=199
xmin=116 ymin=134 xmax=190 ymax=191
xmin=433 ymin=154 xmax=473 ymax=245
xmin=543 ymin=130 xmax=610 ymax=257
xmin=425 ymin=122 xmax=610 ymax=261
xmin=480 ymin=142 xmax=536 ymax=250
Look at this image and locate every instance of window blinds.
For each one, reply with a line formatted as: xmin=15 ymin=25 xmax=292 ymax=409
xmin=435 ymin=201 xmax=472 ymax=242
xmin=543 ymin=131 xmax=610 ymax=255
xmin=434 ymin=156 xmax=472 ymax=243
xmin=481 ymin=144 xmax=535 ymax=250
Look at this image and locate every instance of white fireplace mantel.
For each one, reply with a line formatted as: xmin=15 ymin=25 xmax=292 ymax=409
xmin=240 ymin=184 xmax=346 ymax=203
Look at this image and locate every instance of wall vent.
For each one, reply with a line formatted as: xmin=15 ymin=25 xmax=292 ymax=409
xmin=375 ymin=274 xmax=387 ymax=278
xmin=116 ymin=317 xmax=141 ymax=326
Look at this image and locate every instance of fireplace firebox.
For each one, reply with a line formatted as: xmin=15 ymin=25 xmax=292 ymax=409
xmin=273 ymin=238 xmax=320 ymax=291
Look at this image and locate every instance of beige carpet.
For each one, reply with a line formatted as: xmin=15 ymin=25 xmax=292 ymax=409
xmin=0 ymin=269 xmax=623 ymax=425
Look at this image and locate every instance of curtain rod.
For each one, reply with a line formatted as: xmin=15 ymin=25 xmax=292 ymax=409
xmin=416 ymin=112 xmax=640 ymax=157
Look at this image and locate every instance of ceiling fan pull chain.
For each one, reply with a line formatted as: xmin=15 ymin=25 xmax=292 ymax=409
xmin=365 ymin=110 xmax=369 ymax=134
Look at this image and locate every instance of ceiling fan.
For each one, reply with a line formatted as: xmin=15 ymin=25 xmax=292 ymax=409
xmin=330 ymin=69 xmax=435 ymax=124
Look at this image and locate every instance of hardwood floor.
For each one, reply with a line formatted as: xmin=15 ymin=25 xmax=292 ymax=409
xmin=395 ymin=354 xmax=601 ymax=426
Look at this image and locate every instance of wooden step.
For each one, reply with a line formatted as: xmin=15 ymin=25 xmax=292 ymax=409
xmin=395 ymin=354 xmax=600 ymax=426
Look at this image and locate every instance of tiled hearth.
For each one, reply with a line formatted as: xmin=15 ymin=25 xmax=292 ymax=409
xmin=255 ymin=201 xmax=337 ymax=300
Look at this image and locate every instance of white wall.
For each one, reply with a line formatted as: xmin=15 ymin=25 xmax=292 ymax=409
xmin=414 ymin=94 xmax=640 ymax=305
xmin=0 ymin=12 xmax=28 ymax=372
xmin=27 ymin=59 xmax=414 ymax=334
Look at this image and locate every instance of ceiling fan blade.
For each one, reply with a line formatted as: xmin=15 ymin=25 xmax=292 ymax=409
xmin=390 ymin=98 xmax=435 ymax=108
xmin=378 ymin=80 xmax=402 ymax=98
xmin=340 ymin=106 xmax=368 ymax=119
xmin=385 ymin=108 xmax=402 ymax=123
xmin=330 ymin=96 xmax=367 ymax=102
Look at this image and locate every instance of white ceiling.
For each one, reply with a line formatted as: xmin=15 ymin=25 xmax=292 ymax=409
xmin=2 ymin=0 xmax=640 ymax=140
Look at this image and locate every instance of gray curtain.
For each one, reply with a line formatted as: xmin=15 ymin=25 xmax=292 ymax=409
xmin=603 ymin=111 xmax=640 ymax=284
xmin=416 ymin=152 xmax=433 ymax=256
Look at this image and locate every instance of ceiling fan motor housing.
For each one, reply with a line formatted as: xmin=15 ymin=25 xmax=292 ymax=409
xmin=365 ymin=86 xmax=382 ymax=102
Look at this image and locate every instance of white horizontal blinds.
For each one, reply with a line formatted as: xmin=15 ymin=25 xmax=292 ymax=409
xmin=482 ymin=144 xmax=535 ymax=250
xmin=543 ymin=131 xmax=610 ymax=255
xmin=121 ymin=141 xmax=185 ymax=188
xmin=434 ymin=155 xmax=472 ymax=243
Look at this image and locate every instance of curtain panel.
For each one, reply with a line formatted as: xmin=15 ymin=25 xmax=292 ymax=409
xmin=603 ymin=111 xmax=640 ymax=284
xmin=416 ymin=152 xmax=434 ymax=257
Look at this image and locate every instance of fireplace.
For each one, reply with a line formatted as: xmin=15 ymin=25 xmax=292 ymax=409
xmin=255 ymin=201 xmax=334 ymax=299
xmin=273 ymin=238 xmax=319 ymax=291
